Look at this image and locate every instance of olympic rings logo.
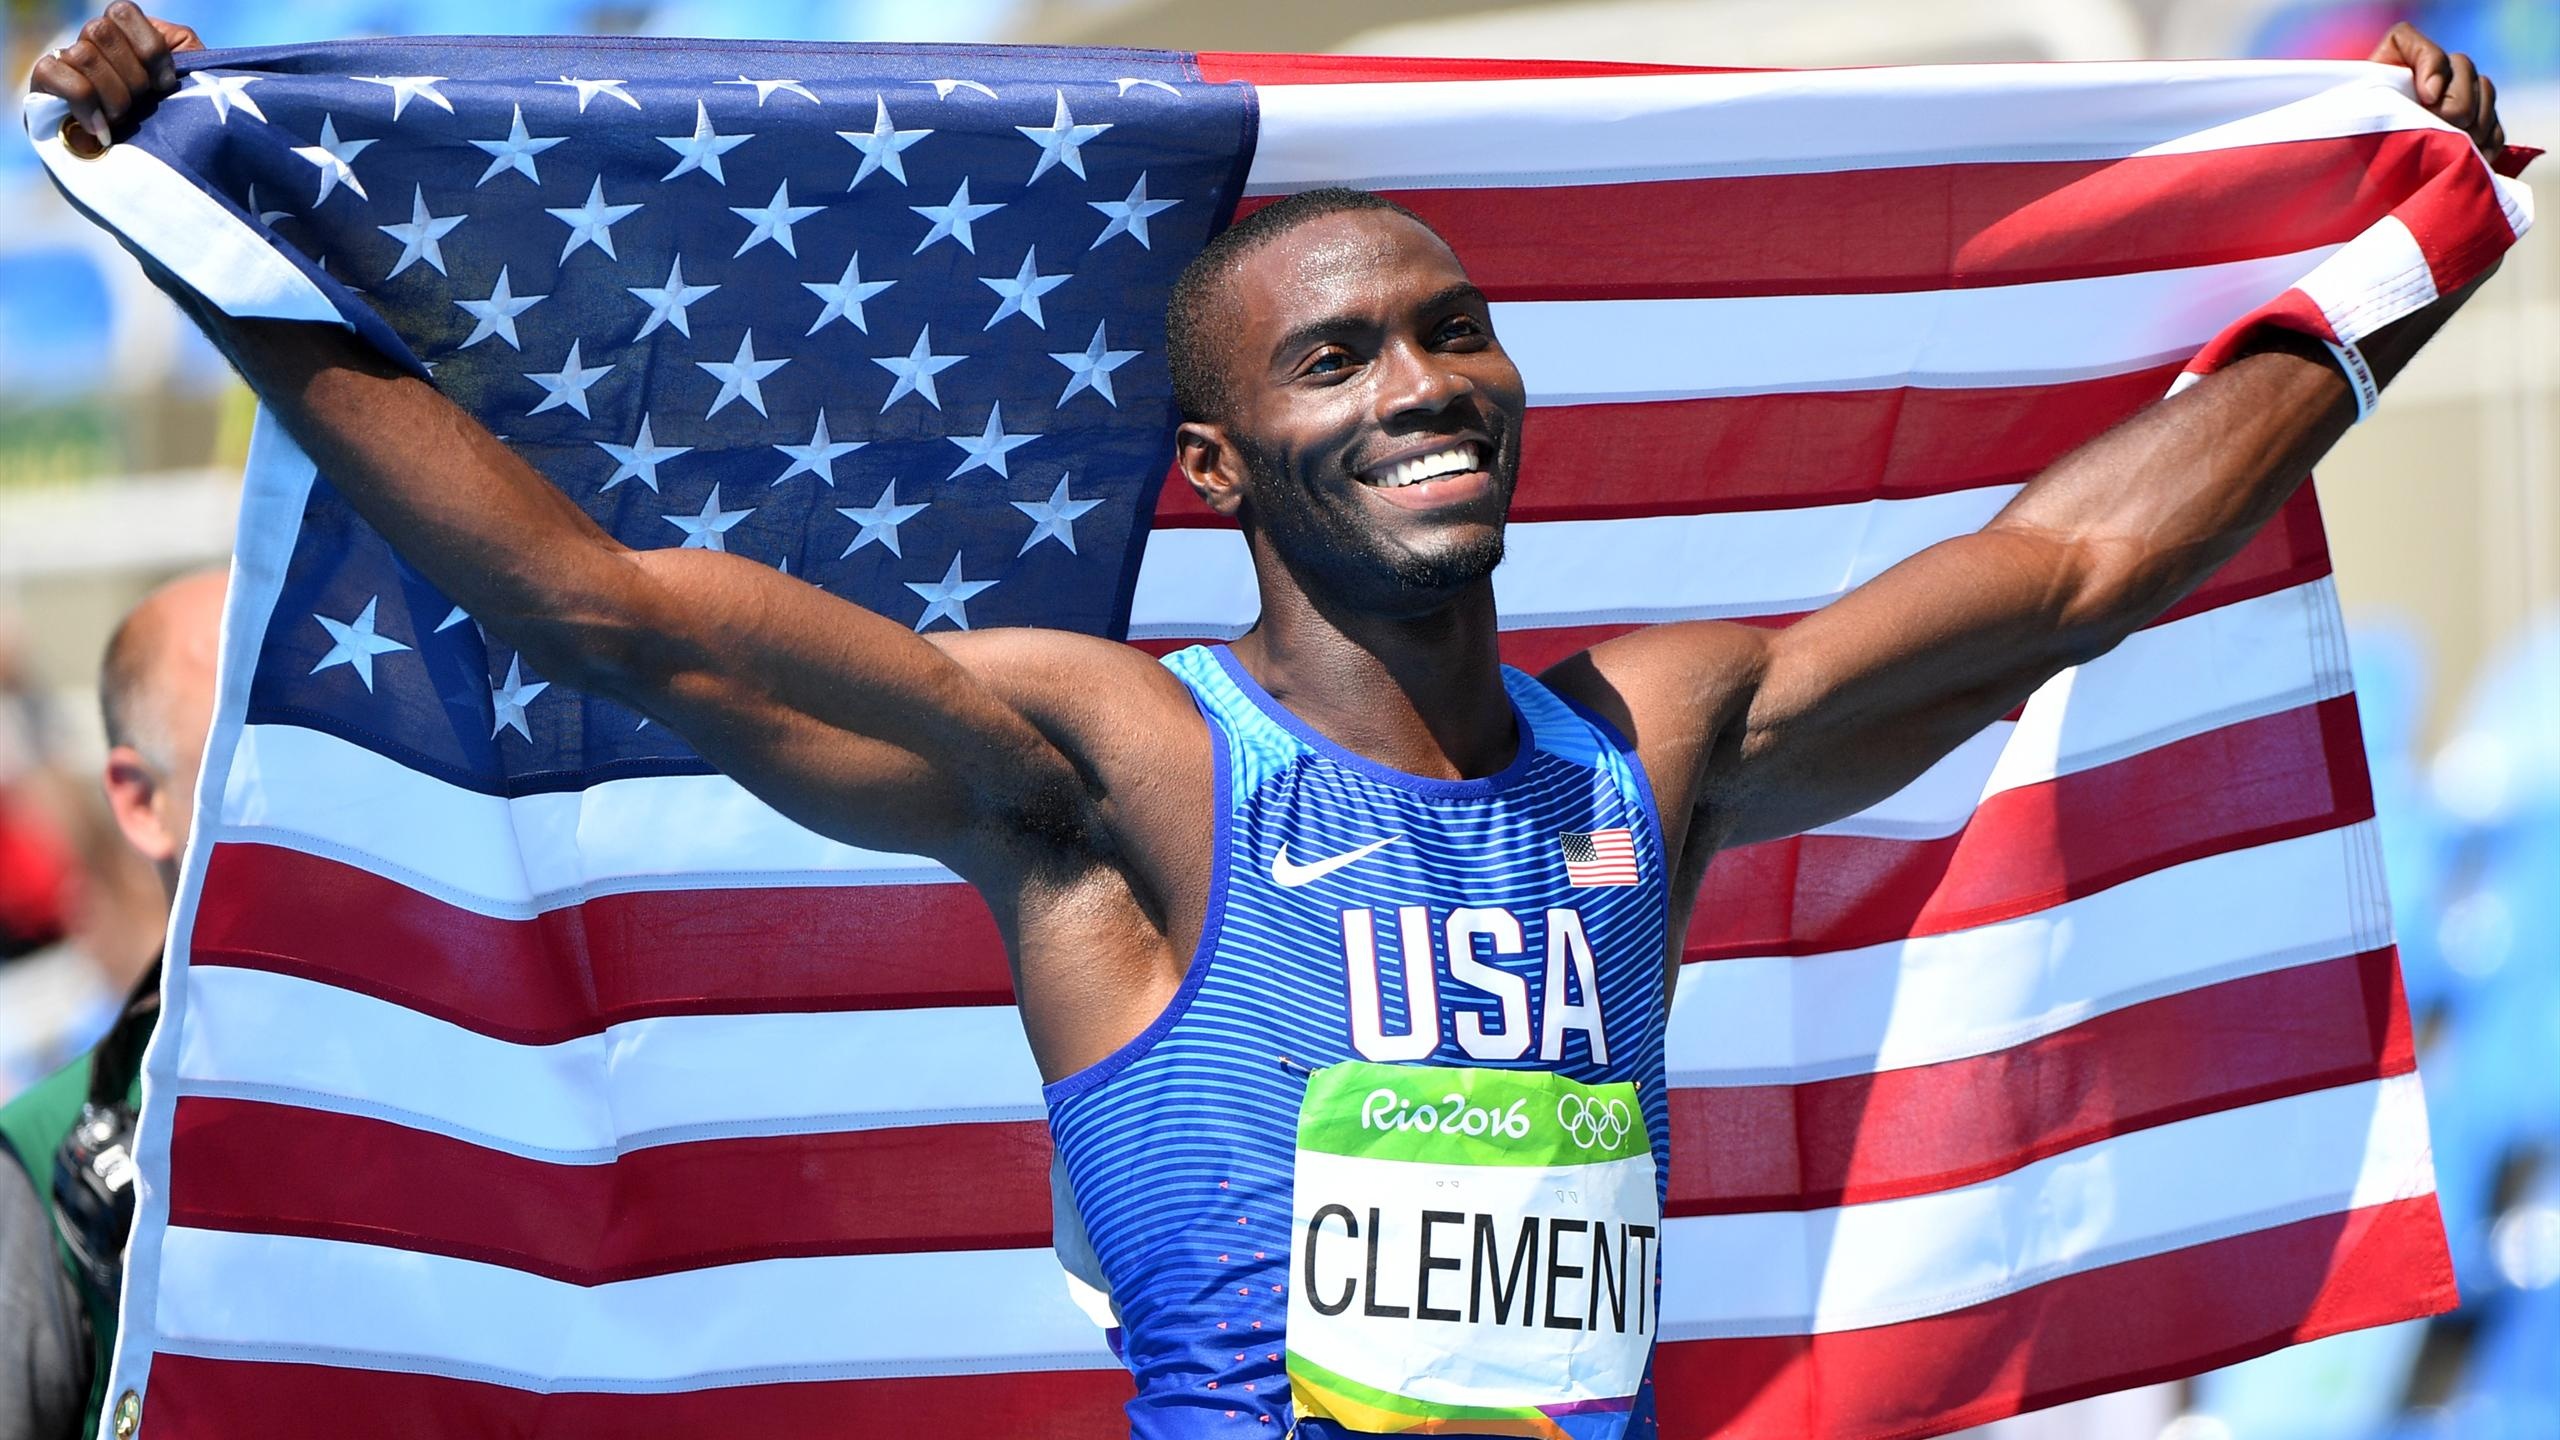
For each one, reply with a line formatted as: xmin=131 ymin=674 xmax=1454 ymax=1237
xmin=1555 ymin=1094 xmax=1634 ymax=1151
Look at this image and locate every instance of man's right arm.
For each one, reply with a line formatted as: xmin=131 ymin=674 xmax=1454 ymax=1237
xmin=209 ymin=319 xmax=1120 ymax=882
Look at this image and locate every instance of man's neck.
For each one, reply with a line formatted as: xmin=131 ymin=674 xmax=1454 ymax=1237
xmin=1230 ymin=570 xmax=1515 ymax=782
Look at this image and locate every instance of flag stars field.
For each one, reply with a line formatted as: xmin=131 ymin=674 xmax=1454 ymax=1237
xmin=454 ymin=267 xmax=546 ymax=350
xmin=982 ymin=248 xmax=1069 ymax=329
xmin=803 ymin=252 xmax=895 ymax=335
xmin=377 ymin=186 xmax=465 ymax=279
xmin=1051 ymin=322 xmax=1139 ymax=406
xmin=659 ymin=100 xmax=752 ymax=184
xmin=731 ymin=181 xmax=824 ymax=257
xmin=698 ymin=332 xmax=789 ymax=417
xmin=947 ymin=404 xmax=1039 ymax=480
xmin=911 ymin=178 xmax=1003 ymax=254
xmin=630 ymin=256 xmax=718 ymax=340
xmin=487 ymin=655 xmax=549 ymax=740
xmin=773 ymin=414 xmax=865 ymax=487
xmin=470 ymin=104 xmax=564 ymax=186
xmin=597 ymin=415 xmax=688 ymax=492
xmin=292 ymin=114 xmax=374 ymax=204
xmin=1013 ymin=475 xmax=1103 ymax=554
xmin=840 ymin=97 xmax=932 ymax=187
xmin=525 ymin=341 xmax=614 ymax=417
xmin=905 ymin=554 xmax=997 ymax=630
xmin=169 ymin=70 xmax=263 ymax=124
xmin=538 ymin=75 xmax=638 ymax=111
xmin=874 ymin=325 xmax=965 ymax=411
xmin=717 ymin=75 xmax=818 ymax=106
xmin=1018 ymin=91 xmax=1110 ymax=182
xmin=667 ymin=485 xmax=756 ymax=552
xmin=1089 ymin=172 xmax=1178 ymax=250
xmin=355 ymin=74 xmax=452 ymax=120
xmin=546 ymin=177 xmax=643 ymax=262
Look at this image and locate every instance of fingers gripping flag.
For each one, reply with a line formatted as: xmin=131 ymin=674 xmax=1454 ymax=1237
xmin=26 ymin=38 xmax=2533 ymax=1440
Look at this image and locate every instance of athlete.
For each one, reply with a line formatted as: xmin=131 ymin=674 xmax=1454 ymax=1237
xmin=37 ymin=8 xmax=2516 ymax=1436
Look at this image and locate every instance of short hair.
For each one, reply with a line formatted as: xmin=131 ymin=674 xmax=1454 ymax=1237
xmin=1165 ymin=187 xmax=1443 ymax=426
xmin=99 ymin=603 xmax=156 ymax=760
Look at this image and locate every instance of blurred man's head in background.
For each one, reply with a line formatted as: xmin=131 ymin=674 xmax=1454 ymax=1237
xmin=97 ymin=568 xmax=224 ymax=896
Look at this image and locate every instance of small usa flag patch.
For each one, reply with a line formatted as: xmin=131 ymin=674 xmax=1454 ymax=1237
xmin=1560 ymin=829 xmax=1640 ymax=887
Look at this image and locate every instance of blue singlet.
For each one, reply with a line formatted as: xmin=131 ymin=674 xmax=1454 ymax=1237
xmin=1044 ymin=645 xmax=1673 ymax=1438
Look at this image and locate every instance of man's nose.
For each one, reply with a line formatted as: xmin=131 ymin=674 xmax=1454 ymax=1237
xmin=1374 ymin=338 xmax=1473 ymax=423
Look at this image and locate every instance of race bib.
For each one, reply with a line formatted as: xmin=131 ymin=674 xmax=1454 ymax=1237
xmin=1286 ymin=1062 xmax=1659 ymax=1439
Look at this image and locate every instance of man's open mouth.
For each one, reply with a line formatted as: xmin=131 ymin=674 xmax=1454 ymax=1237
xmin=1359 ymin=441 xmax=1488 ymax=489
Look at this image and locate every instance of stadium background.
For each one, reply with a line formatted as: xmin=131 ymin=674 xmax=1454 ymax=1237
xmin=0 ymin=0 xmax=2551 ymax=1436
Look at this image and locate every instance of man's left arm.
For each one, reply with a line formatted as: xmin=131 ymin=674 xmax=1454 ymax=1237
xmin=1565 ymin=26 xmax=2511 ymax=853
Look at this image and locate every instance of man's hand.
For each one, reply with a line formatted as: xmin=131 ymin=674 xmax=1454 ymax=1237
xmin=2371 ymin=21 xmax=2505 ymax=167
xmin=31 ymin=2 xmax=200 ymax=159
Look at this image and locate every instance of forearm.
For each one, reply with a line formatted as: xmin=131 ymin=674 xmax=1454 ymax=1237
xmin=207 ymin=315 xmax=639 ymax=688
xmin=1989 ymin=289 xmax=2472 ymax=651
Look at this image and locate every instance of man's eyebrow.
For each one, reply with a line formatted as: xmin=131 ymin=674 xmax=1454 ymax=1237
xmin=1264 ymin=283 xmax=1492 ymax=368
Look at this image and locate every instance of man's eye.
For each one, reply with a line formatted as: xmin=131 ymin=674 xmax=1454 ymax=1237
xmin=1305 ymin=351 xmax=1351 ymax=375
xmin=1436 ymin=317 xmax=1486 ymax=344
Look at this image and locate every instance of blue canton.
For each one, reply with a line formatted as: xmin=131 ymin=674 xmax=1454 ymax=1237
xmin=130 ymin=39 xmax=1251 ymax=793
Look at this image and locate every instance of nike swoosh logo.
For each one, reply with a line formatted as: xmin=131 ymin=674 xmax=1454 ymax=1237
xmin=1271 ymin=835 xmax=1401 ymax=888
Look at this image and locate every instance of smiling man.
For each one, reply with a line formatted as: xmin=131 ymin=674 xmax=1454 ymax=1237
xmin=31 ymin=6 xmax=2521 ymax=1436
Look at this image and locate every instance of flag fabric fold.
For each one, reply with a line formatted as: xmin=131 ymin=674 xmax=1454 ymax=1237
xmin=23 ymin=37 xmax=2532 ymax=1440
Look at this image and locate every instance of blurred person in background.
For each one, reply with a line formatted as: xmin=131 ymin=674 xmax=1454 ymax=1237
xmin=0 ymin=620 xmax=93 ymax=1097
xmin=0 ymin=567 xmax=222 ymax=1440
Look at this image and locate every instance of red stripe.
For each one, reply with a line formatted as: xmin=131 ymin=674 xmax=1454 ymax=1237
xmin=139 ymin=1351 xmax=1136 ymax=1440
xmin=165 ymin=950 xmax=2410 ymax=1278
xmin=189 ymin=843 xmax=1016 ymax=1044
xmin=1653 ymin=1194 xmax=2455 ymax=1440
xmin=166 ymin=1103 xmax=1056 ymax=1285
xmin=132 ymin=1194 xmax=2448 ymax=1440
xmin=1153 ymin=364 xmax=2190 ymax=528
xmin=1237 ymin=131 xmax=2479 ymax=303
xmin=1194 ymin=52 xmax=1751 ymax=85
xmin=1670 ymin=946 xmax=2413 ymax=1215
xmin=1689 ymin=693 xmax=2372 ymax=961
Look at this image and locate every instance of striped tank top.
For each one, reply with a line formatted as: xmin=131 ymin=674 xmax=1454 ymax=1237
xmin=1044 ymin=644 xmax=1672 ymax=1438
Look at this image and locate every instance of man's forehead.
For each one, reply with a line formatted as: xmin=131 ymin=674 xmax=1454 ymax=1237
xmin=1227 ymin=209 xmax=1469 ymax=314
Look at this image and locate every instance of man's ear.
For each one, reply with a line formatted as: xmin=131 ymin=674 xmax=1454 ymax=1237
xmin=1176 ymin=421 xmax=1246 ymax=521
xmin=102 ymin=745 xmax=178 ymax=868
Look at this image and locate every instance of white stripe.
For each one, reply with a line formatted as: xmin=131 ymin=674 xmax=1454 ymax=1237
xmin=2296 ymin=214 xmax=2438 ymax=343
xmin=174 ymin=967 xmax=1045 ymax=1160
xmin=1818 ymin=578 xmax=2353 ymax=841
xmin=1670 ymin=821 xmax=2389 ymax=1088
xmin=1134 ymin=485 xmax=2022 ymax=641
xmin=214 ymin=578 xmax=2345 ymax=912
xmin=145 ymin=1076 xmax=2431 ymax=1374
xmin=1658 ymin=1073 xmax=2434 ymax=1337
xmin=151 ymin=1229 xmax=1115 ymax=1388
xmin=1247 ymin=61 xmax=2431 ymax=192
xmin=23 ymin=94 xmax=341 ymax=325
xmin=218 ymin=723 xmax=957 ymax=915
xmin=1499 ymin=247 xmax=2335 ymax=406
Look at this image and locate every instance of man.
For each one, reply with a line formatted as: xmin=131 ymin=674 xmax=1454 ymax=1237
xmin=0 ymin=568 xmax=224 ymax=1440
xmin=35 ymin=10 xmax=2515 ymax=1436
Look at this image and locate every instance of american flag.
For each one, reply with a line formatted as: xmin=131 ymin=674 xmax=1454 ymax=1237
xmin=1560 ymin=828 xmax=1640 ymax=887
xmin=28 ymin=37 xmax=2533 ymax=1440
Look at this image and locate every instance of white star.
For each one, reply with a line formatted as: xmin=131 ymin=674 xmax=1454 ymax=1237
xmin=168 ymin=72 xmax=264 ymax=124
xmin=1114 ymin=77 xmax=1181 ymax=97
xmin=525 ymin=340 xmax=613 ymax=418
xmin=309 ymin=597 xmax=410 ymax=691
xmin=597 ymin=414 xmax=689 ymax=492
xmin=1051 ymin=321 xmax=1142 ymax=407
xmin=291 ymin=114 xmax=374 ymax=205
xmin=1012 ymin=474 xmax=1105 ymax=555
xmin=697 ymin=331 xmax=788 ymax=417
xmin=910 ymin=178 xmax=1002 ymax=255
xmin=716 ymin=75 xmax=818 ymax=105
xmin=355 ymin=74 xmax=452 ymax=120
xmin=248 ymin=183 xmax=290 ymax=227
xmin=980 ymin=247 xmax=1070 ymax=331
xmin=538 ymin=76 xmax=639 ymax=111
xmin=802 ymin=251 xmax=894 ymax=335
xmin=436 ymin=605 xmax=471 ymax=633
xmin=658 ymin=100 xmax=751 ymax=185
xmin=905 ymin=554 xmax=997 ymax=631
xmin=376 ymin=185 xmax=464 ymax=279
xmin=454 ymin=266 xmax=546 ymax=350
xmin=1088 ymin=171 xmax=1180 ymax=250
xmin=836 ymin=481 xmax=929 ymax=558
xmin=629 ymin=256 xmax=718 ymax=340
xmin=916 ymin=78 xmax=998 ymax=100
xmin=490 ymin=655 xmax=550 ymax=741
xmin=772 ymin=412 xmax=865 ymax=487
xmin=543 ymin=176 xmax=643 ymax=263
xmin=837 ymin=96 xmax=931 ymax=188
xmin=873 ymin=325 xmax=965 ymax=412
xmin=1017 ymin=91 xmax=1110 ymax=183
xmin=665 ymin=484 xmax=754 ymax=552
xmin=470 ymin=104 xmax=565 ymax=186
xmin=730 ymin=181 xmax=823 ymax=258
xmin=945 ymin=403 xmax=1039 ymax=480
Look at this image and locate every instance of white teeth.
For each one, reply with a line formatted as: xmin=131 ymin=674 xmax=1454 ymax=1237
xmin=1370 ymin=444 xmax=1479 ymax=488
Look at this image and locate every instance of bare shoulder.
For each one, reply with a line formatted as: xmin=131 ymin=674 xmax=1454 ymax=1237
xmin=1539 ymin=619 xmax=1772 ymax=821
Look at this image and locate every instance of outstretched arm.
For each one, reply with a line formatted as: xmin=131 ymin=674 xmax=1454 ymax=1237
xmin=33 ymin=8 xmax=1179 ymax=889
xmin=1565 ymin=25 xmax=2512 ymax=854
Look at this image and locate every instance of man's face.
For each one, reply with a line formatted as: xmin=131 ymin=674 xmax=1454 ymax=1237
xmin=1201 ymin=210 xmax=1526 ymax=614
